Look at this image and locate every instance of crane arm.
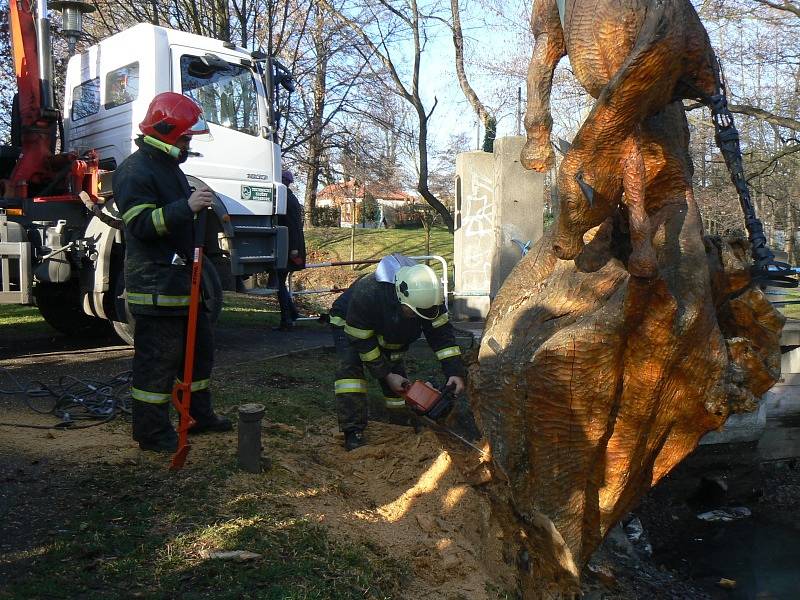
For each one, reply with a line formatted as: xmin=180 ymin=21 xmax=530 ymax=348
xmin=5 ymin=0 xmax=58 ymax=197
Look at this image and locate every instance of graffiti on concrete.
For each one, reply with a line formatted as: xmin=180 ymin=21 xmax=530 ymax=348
xmin=460 ymin=173 xmax=494 ymax=285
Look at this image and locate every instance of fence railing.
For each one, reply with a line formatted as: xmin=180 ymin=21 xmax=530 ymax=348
xmin=287 ymin=255 xmax=450 ymax=309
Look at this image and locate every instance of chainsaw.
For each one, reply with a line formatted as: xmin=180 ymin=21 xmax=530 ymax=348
xmin=401 ymin=381 xmax=485 ymax=456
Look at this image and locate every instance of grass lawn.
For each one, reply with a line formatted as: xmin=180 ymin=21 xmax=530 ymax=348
xmin=305 ymin=226 xmax=453 ymax=271
xmin=779 ymin=288 xmax=800 ymax=320
xmin=296 ymin=227 xmax=454 ymax=312
xmin=2 ymin=424 xmax=409 ymax=600
xmin=0 ymin=304 xmax=51 ymax=333
xmin=217 ymin=291 xmax=285 ymax=328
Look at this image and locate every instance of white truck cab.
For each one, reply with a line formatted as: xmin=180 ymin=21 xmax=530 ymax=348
xmin=63 ymin=23 xmax=289 ymax=284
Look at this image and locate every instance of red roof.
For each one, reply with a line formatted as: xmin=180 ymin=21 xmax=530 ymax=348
xmin=317 ymin=180 xmax=415 ymax=204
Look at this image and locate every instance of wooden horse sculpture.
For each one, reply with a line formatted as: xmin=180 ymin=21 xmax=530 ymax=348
xmin=463 ymin=1 xmax=790 ymax=598
xmin=524 ymin=0 xmax=719 ymax=276
xmin=522 ymin=0 xmax=790 ymax=282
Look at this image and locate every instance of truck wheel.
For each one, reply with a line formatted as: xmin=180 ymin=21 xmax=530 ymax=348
xmin=111 ymin=260 xmax=224 ymax=345
xmin=111 ymin=273 xmax=135 ymax=346
xmin=210 ymin=253 xmax=236 ymax=291
xmin=33 ymin=282 xmax=113 ymax=338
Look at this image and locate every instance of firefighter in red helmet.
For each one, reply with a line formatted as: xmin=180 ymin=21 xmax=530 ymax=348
xmin=113 ymin=92 xmax=231 ymax=453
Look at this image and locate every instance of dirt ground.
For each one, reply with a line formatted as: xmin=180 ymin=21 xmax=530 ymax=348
xmin=0 ymin=316 xmax=519 ymax=599
xmin=2 ymin=314 xmax=798 ymax=599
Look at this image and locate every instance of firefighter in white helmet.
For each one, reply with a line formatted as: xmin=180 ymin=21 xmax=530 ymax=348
xmin=328 ymin=254 xmax=466 ymax=450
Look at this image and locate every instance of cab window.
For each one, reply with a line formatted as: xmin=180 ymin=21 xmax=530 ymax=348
xmin=180 ymin=55 xmax=259 ymax=136
xmin=105 ymin=62 xmax=139 ymax=109
xmin=71 ymin=77 xmax=100 ymax=121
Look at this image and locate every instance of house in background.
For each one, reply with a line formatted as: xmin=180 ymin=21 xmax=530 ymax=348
xmin=316 ymin=180 xmax=419 ymax=228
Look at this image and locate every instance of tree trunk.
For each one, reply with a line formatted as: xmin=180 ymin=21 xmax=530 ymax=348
xmin=303 ymin=7 xmax=329 ymax=229
xmin=467 ymin=99 xmax=785 ymax=598
xmin=215 ymin=0 xmax=231 ymax=42
xmin=450 ymin=0 xmax=493 ymax=138
xmin=415 ymin=101 xmax=453 ymax=231
xmin=787 ymin=202 xmax=798 ymax=264
xmin=425 ymin=222 xmax=431 ymax=257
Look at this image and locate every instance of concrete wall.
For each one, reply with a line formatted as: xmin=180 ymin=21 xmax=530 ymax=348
xmin=491 ymin=137 xmax=545 ymax=295
xmin=453 ymin=136 xmax=545 ymax=320
xmin=758 ymin=330 xmax=800 ymax=460
xmin=453 ymin=151 xmax=495 ymax=319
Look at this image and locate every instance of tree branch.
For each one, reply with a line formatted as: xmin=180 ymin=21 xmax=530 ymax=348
xmin=746 ymin=143 xmax=800 ymax=182
xmin=317 ymin=0 xmax=413 ymax=102
xmin=753 ymin=0 xmax=800 ymax=18
xmin=685 ymin=101 xmax=800 ymax=132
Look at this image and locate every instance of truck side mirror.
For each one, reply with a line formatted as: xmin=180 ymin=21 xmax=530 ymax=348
xmin=273 ymin=60 xmax=295 ymax=93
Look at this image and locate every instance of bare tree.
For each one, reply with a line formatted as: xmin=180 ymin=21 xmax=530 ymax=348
xmin=318 ymin=0 xmax=456 ymax=231
xmin=687 ymin=0 xmax=800 ymax=257
xmin=0 ymin=4 xmax=14 ymax=143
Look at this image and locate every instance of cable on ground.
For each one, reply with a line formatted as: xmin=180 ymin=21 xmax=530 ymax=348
xmin=0 ymin=367 xmax=132 ymax=430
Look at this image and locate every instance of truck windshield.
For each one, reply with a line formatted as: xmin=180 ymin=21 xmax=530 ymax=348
xmin=180 ymin=55 xmax=260 ymax=137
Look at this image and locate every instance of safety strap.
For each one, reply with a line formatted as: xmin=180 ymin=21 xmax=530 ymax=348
xmin=151 ymin=207 xmax=168 ymax=236
xmin=431 ymin=313 xmax=449 ymax=328
xmin=175 ymin=378 xmax=210 ymax=391
xmin=359 ymin=347 xmax=382 ymax=362
xmin=377 ymin=335 xmax=404 ymax=349
xmin=384 ymin=396 xmax=405 ymax=409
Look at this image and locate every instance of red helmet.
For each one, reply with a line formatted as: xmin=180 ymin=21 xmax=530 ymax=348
xmin=139 ymin=92 xmax=209 ymax=145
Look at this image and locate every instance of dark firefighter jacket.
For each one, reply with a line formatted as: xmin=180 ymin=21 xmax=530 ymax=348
xmin=279 ymin=189 xmax=306 ymax=271
xmin=114 ymin=138 xmax=196 ymax=316
xmin=330 ymin=274 xmax=466 ymax=380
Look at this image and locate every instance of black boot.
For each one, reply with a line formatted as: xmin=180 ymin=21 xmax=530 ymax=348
xmin=132 ymin=400 xmax=177 ymax=453
xmin=188 ymin=394 xmax=232 ymax=434
xmin=344 ymin=430 xmax=366 ymax=451
xmin=189 ymin=413 xmax=233 ymax=434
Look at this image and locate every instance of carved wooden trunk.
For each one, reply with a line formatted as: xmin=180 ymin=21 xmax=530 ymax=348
xmin=468 ymin=158 xmax=784 ymax=599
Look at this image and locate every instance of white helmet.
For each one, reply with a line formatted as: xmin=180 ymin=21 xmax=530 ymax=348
xmin=395 ymin=264 xmax=443 ymax=319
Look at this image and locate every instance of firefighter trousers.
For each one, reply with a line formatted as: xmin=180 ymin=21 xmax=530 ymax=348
xmin=131 ymin=313 xmax=216 ymax=443
xmin=275 ymin=269 xmax=299 ymax=325
xmin=332 ymin=325 xmax=407 ymax=433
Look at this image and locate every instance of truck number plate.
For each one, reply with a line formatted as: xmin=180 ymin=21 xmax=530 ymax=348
xmin=241 ymin=185 xmax=273 ymax=201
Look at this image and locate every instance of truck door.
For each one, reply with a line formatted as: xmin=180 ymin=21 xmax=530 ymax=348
xmin=170 ymin=47 xmax=279 ymax=217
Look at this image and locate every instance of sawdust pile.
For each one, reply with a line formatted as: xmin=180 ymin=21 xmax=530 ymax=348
xmin=265 ymin=421 xmax=516 ymax=599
